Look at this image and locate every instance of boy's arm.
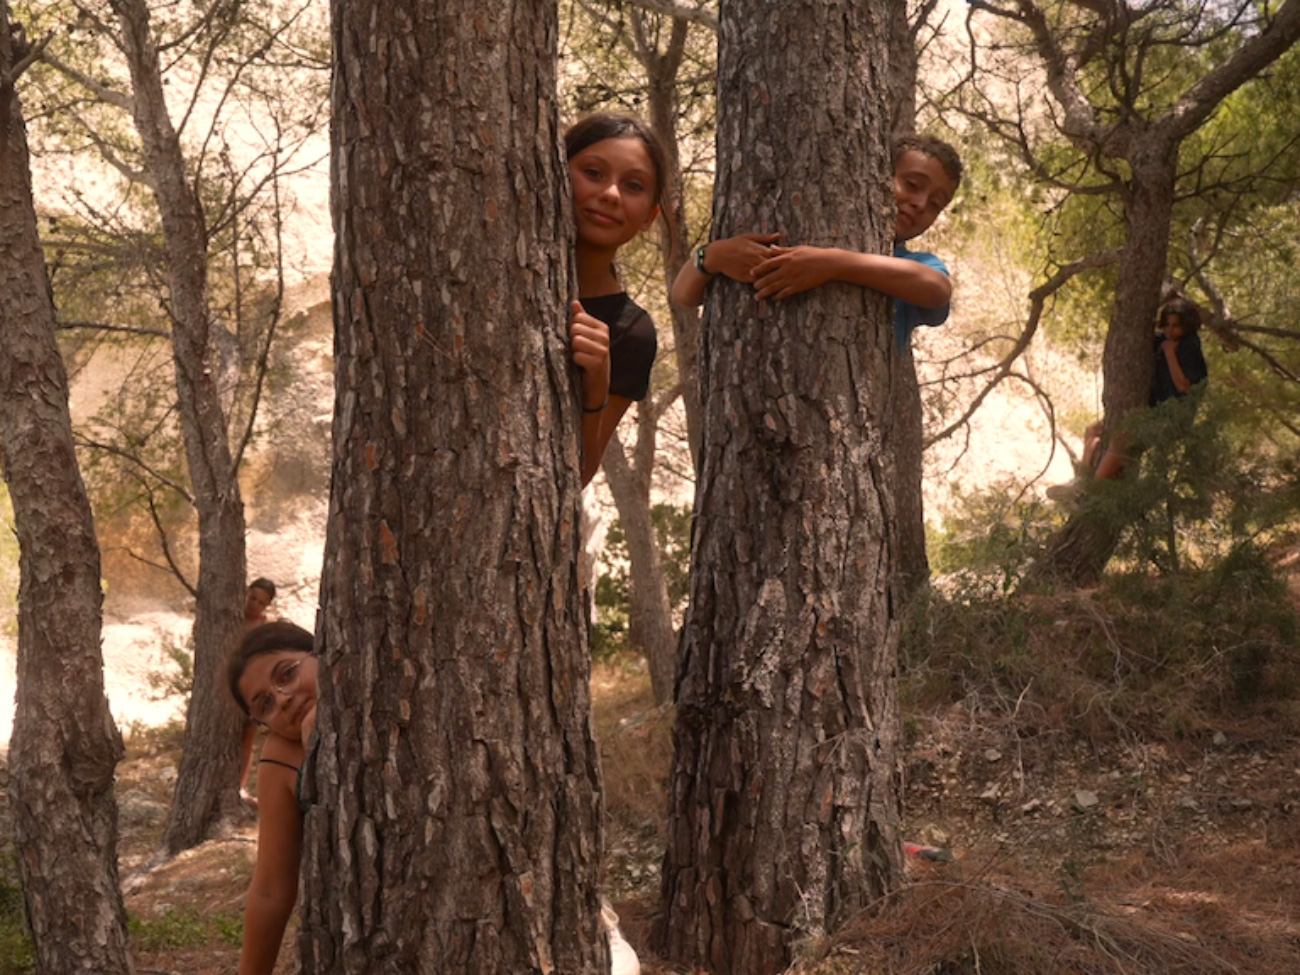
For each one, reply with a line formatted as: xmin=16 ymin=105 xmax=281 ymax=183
xmin=670 ymin=232 xmax=781 ymax=307
xmin=752 ymin=245 xmax=951 ymax=308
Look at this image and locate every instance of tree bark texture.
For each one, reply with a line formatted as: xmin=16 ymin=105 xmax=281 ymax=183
xmin=0 ymin=20 xmax=133 ymax=971
xmin=109 ymin=0 xmax=249 ymax=854
xmin=603 ymin=422 xmax=677 ymax=705
xmin=660 ymin=2 xmax=903 ymax=972
xmin=298 ymin=2 xmax=605 ymax=972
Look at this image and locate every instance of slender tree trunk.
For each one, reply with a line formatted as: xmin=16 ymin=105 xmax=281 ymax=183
xmin=297 ymin=1 xmax=604 ymax=971
xmin=1036 ymin=147 xmax=1176 ymax=586
xmin=0 ymin=17 xmax=133 ymax=970
xmin=660 ymin=2 xmax=903 ymax=972
xmin=109 ymin=0 xmax=249 ymax=854
xmin=637 ymin=12 xmax=703 ymax=467
xmin=604 ymin=421 xmax=677 ymax=705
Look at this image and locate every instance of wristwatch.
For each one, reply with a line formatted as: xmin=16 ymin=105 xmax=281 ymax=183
xmin=694 ymin=244 xmax=711 ymax=275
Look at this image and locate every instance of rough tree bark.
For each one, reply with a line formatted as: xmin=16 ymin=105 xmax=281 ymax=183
xmin=659 ymin=2 xmax=903 ymax=972
xmin=108 ymin=0 xmax=250 ymax=854
xmin=0 ymin=11 xmax=133 ymax=971
xmin=603 ymin=410 xmax=677 ymax=705
xmin=297 ymin=1 xmax=604 ymax=972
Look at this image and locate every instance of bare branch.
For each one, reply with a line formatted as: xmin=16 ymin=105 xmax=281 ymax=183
xmin=57 ymin=319 xmax=171 ymax=339
xmin=136 ymin=476 xmax=197 ymax=596
xmin=41 ymin=51 xmax=134 ymax=111
xmin=75 ymin=436 xmax=193 ymax=503
xmin=619 ymin=0 xmax=716 ymax=30
xmin=925 ymin=249 xmax=1121 ymax=448
xmin=2 ymin=27 xmax=53 ymax=86
xmin=1163 ymin=0 xmax=1300 ymax=142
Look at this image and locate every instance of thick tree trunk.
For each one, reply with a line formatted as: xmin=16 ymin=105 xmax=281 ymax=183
xmin=0 ymin=22 xmax=133 ymax=971
xmin=604 ymin=423 xmax=677 ymax=705
xmin=660 ymin=2 xmax=903 ymax=972
xmin=297 ymin=1 xmax=604 ymax=972
xmin=1036 ymin=148 xmax=1176 ymax=586
xmin=109 ymin=0 xmax=249 ymax=854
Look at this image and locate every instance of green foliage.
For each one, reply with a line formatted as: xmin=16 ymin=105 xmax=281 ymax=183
xmin=592 ymin=503 xmax=693 ymax=660
xmin=0 ymin=851 xmax=34 ymax=975
xmin=929 ymin=481 xmax=1063 ymax=596
xmin=146 ymin=638 xmax=195 ymax=701
xmin=129 ymin=906 xmax=242 ymax=952
xmin=903 ymin=552 xmax=1300 ymax=741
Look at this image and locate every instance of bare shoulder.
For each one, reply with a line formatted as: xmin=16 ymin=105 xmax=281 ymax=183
xmin=259 ymin=732 xmax=305 ymax=770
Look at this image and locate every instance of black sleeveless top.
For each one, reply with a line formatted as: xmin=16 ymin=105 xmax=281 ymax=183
xmin=580 ymin=293 xmax=657 ymax=402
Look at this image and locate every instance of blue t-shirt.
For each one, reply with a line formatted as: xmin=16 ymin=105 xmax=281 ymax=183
xmin=892 ymin=241 xmax=950 ymax=353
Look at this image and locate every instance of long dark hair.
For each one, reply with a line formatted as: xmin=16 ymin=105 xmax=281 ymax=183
xmin=228 ymin=620 xmax=315 ymax=715
xmin=564 ymin=112 xmax=669 ymax=215
xmin=1160 ymin=297 xmax=1202 ymax=336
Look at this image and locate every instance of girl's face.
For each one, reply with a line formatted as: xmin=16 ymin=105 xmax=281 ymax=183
xmin=1164 ymin=313 xmax=1186 ymax=340
xmin=569 ymin=136 xmax=660 ymax=250
xmin=238 ymin=650 xmax=319 ymax=741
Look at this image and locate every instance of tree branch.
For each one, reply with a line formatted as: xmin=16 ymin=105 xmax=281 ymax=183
xmin=135 ymin=476 xmax=197 ymax=597
xmin=75 ymin=436 xmax=193 ymax=503
xmin=57 ymin=319 xmax=171 ymax=339
xmin=1163 ymin=0 xmax=1300 ymax=142
xmin=42 ymin=51 xmax=134 ymax=111
xmin=619 ymin=0 xmax=716 ymax=30
xmin=925 ymin=249 xmax=1121 ymax=448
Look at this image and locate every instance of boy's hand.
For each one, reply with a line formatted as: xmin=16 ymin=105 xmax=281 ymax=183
xmin=569 ymin=300 xmax=611 ymax=410
xmin=709 ymin=232 xmax=781 ymax=281
xmin=753 ymin=245 xmax=835 ymax=300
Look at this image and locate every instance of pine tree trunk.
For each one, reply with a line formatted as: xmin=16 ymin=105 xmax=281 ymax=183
xmin=603 ymin=424 xmax=677 ymax=705
xmin=0 ymin=24 xmax=133 ymax=970
xmin=660 ymin=3 xmax=903 ymax=971
xmin=109 ymin=0 xmax=249 ymax=854
xmin=1035 ymin=148 xmax=1176 ymax=587
xmin=297 ymin=1 xmax=604 ymax=971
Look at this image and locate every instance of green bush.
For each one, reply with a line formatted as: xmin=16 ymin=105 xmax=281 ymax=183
xmin=129 ymin=906 xmax=243 ymax=952
xmin=593 ymin=503 xmax=692 ymax=661
xmin=0 ymin=852 xmax=34 ymax=975
xmin=902 ymin=552 xmax=1300 ymax=739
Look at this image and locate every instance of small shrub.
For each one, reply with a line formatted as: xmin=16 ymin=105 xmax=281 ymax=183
xmin=129 ymin=906 xmax=242 ymax=952
xmin=0 ymin=852 xmax=34 ymax=975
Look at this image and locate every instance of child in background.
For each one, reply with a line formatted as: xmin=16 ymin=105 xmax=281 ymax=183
xmin=566 ymin=113 xmax=667 ymax=485
xmin=670 ymin=134 xmax=962 ymax=354
xmin=1053 ymin=297 xmax=1209 ymax=492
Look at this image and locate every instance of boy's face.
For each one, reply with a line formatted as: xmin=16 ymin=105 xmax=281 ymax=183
xmin=894 ymin=149 xmax=955 ymax=242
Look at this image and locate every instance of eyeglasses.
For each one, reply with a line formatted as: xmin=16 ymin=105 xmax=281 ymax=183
xmin=249 ymin=658 xmax=304 ymax=724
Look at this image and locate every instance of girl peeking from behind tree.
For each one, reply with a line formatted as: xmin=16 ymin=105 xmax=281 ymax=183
xmin=228 ymin=621 xmax=317 ymax=975
xmin=566 ymin=113 xmax=667 ymax=485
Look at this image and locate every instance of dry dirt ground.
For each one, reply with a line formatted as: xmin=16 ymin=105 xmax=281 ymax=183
xmin=4 ymin=656 xmax=1299 ymax=975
